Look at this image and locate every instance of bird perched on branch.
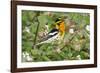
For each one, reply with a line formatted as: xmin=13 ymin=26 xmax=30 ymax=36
xmin=36 ymin=17 xmax=65 ymax=45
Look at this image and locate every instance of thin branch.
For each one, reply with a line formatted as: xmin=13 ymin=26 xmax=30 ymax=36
xmin=33 ymin=20 xmax=40 ymax=46
xmin=32 ymin=13 xmax=40 ymax=49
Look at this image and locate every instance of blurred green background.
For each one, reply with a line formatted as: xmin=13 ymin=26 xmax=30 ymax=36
xmin=22 ymin=10 xmax=90 ymax=62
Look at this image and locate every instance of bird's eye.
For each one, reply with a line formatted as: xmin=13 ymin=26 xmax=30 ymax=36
xmin=55 ymin=17 xmax=62 ymax=22
xmin=57 ymin=23 xmax=60 ymax=25
xmin=55 ymin=18 xmax=60 ymax=22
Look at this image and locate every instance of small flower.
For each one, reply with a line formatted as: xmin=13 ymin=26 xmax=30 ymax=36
xmin=44 ymin=12 xmax=52 ymax=16
xmin=22 ymin=52 xmax=26 ymax=58
xmin=25 ymin=52 xmax=30 ymax=56
xmin=25 ymin=27 xmax=30 ymax=33
xmin=22 ymin=52 xmax=33 ymax=62
xmin=74 ymin=44 xmax=81 ymax=51
xmin=26 ymin=55 xmax=33 ymax=61
xmin=76 ymin=55 xmax=81 ymax=60
xmin=69 ymin=28 xmax=74 ymax=34
xmin=86 ymin=25 xmax=90 ymax=31
xmin=56 ymin=48 xmax=61 ymax=53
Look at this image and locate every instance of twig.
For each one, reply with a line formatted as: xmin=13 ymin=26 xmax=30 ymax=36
xmin=33 ymin=13 xmax=40 ymax=49
xmin=33 ymin=20 xmax=40 ymax=45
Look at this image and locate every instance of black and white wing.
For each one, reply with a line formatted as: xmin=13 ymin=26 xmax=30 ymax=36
xmin=36 ymin=29 xmax=59 ymax=45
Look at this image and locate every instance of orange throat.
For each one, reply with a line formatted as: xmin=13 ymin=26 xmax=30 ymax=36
xmin=59 ymin=21 xmax=65 ymax=39
xmin=59 ymin=21 xmax=65 ymax=32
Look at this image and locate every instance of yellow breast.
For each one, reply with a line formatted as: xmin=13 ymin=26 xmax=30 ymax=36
xmin=59 ymin=21 xmax=65 ymax=33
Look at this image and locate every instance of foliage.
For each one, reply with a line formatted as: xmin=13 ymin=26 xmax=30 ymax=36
xmin=22 ymin=10 xmax=90 ymax=62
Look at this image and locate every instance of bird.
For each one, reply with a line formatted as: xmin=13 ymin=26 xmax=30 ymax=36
xmin=36 ymin=17 xmax=65 ymax=45
xmin=55 ymin=17 xmax=65 ymax=40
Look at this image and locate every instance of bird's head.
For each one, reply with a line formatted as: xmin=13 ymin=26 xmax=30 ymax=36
xmin=55 ymin=17 xmax=65 ymax=39
xmin=55 ymin=17 xmax=65 ymax=32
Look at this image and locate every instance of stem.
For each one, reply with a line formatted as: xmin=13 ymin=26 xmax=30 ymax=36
xmin=33 ymin=20 xmax=40 ymax=46
xmin=32 ymin=13 xmax=40 ymax=49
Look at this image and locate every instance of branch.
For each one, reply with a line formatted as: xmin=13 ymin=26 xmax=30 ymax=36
xmin=33 ymin=20 xmax=40 ymax=46
xmin=32 ymin=13 xmax=40 ymax=49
